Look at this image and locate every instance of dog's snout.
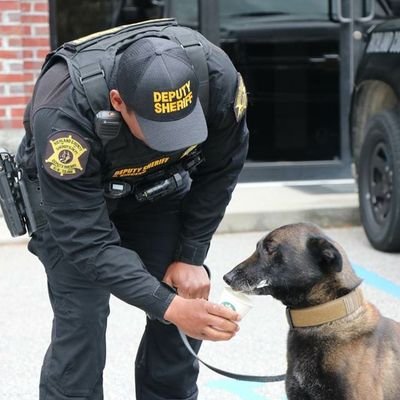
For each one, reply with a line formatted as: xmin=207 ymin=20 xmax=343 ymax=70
xmin=223 ymin=271 xmax=234 ymax=286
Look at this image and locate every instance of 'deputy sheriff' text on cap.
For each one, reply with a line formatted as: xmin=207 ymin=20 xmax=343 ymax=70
xmin=116 ymin=37 xmax=208 ymax=152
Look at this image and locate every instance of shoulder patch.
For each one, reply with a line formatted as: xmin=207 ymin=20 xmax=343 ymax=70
xmin=234 ymin=73 xmax=248 ymax=122
xmin=44 ymin=131 xmax=90 ymax=180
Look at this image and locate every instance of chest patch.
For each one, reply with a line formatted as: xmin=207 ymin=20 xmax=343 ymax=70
xmin=112 ymin=156 xmax=170 ymax=178
xmin=44 ymin=131 xmax=90 ymax=180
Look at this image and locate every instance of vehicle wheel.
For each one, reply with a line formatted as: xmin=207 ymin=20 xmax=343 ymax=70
xmin=358 ymin=109 xmax=400 ymax=252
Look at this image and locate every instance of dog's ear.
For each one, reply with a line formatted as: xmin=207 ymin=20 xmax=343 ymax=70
xmin=306 ymin=236 xmax=343 ymax=273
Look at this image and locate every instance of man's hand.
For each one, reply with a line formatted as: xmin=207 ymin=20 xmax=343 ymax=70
xmin=164 ymin=295 xmax=240 ymax=341
xmin=163 ymin=261 xmax=210 ymax=299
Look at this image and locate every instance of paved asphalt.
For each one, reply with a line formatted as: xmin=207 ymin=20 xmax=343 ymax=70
xmin=0 ymin=101 xmax=394 ymax=400
xmin=1 ymin=226 xmax=399 ymax=400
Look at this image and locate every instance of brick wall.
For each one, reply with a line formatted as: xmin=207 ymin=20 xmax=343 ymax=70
xmin=0 ymin=0 xmax=50 ymax=133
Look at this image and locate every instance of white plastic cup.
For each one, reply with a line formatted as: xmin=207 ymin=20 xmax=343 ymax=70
xmin=218 ymin=286 xmax=253 ymax=318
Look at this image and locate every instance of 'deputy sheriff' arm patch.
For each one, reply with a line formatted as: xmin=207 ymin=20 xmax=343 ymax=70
xmin=43 ymin=130 xmax=90 ymax=180
xmin=234 ymin=73 xmax=248 ymax=122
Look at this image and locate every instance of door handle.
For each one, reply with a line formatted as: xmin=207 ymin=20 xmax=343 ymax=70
xmin=356 ymin=0 xmax=375 ymax=22
xmin=336 ymin=0 xmax=375 ymax=23
xmin=336 ymin=0 xmax=352 ymax=23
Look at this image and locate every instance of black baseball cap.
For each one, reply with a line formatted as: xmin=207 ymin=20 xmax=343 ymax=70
xmin=116 ymin=37 xmax=207 ymax=152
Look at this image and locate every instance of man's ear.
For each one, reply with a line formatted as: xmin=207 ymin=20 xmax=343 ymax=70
xmin=109 ymin=89 xmax=124 ymax=111
xmin=306 ymin=236 xmax=343 ymax=273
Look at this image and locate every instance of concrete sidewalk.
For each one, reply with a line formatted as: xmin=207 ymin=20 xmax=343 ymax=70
xmin=218 ymin=179 xmax=360 ymax=233
xmin=0 ymin=179 xmax=360 ymax=244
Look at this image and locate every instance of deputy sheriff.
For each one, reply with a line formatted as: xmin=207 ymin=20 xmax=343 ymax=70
xmin=17 ymin=19 xmax=249 ymax=400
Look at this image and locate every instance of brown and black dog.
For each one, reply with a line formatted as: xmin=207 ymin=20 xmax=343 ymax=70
xmin=223 ymin=222 xmax=400 ymax=400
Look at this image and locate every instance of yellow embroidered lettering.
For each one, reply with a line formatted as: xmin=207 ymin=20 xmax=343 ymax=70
xmin=161 ymin=92 xmax=169 ymax=102
xmin=154 ymin=103 xmax=162 ymax=114
xmin=169 ymin=101 xmax=177 ymax=112
xmin=154 ymin=92 xmax=162 ymax=102
xmin=152 ymin=80 xmax=194 ymax=114
xmin=169 ymin=91 xmax=176 ymax=101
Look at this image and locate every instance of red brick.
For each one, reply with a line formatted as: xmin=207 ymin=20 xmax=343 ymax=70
xmin=20 ymin=2 xmax=32 ymax=12
xmin=0 ymin=50 xmax=23 ymax=59
xmin=23 ymin=50 xmax=34 ymax=58
xmin=22 ymin=38 xmax=49 ymax=48
xmin=34 ymin=3 xmax=48 ymax=12
xmin=0 ymin=109 xmax=6 ymax=118
xmin=24 ymin=61 xmax=43 ymax=70
xmin=0 ymin=96 xmax=27 ymax=106
xmin=0 ymin=2 xmax=20 ymax=11
xmin=0 ymin=25 xmax=22 ymax=35
xmin=8 ymin=38 xmax=22 ymax=47
xmin=0 ymin=74 xmax=33 ymax=83
xmin=23 ymin=25 xmax=32 ymax=35
xmin=11 ymin=107 xmax=25 ymax=118
xmin=33 ymin=25 xmax=49 ymax=36
xmin=20 ymin=15 xmax=48 ymax=24
xmin=0 ymin=26 xmax=30 ymax=39
xmin=36 ymin=49 xmax=50 ymax=59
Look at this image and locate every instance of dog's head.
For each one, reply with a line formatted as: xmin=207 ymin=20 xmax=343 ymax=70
xmin=223 ymin=223 xmax=362 ymax=308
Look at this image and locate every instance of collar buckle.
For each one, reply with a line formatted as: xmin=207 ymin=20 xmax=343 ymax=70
xmin=286 ymin=307 xmax=295 ymax=329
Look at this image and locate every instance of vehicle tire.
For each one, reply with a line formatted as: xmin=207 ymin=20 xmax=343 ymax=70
xmin=358 ymin=109 xmax=400 ymax=252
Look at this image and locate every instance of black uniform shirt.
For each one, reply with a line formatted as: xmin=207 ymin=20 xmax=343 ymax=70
xmin=28 ymin=33 xmax=249 ymax=319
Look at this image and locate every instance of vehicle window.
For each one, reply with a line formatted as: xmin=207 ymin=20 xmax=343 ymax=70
xmin=386 ymin=0 xmax=400 ymax=16
xmin=54 ymin=0 xmax=121 ymax=45
xmin=171 ymin=0 xmax=329 ymax=27
xmin=372 ymin=1 xmax=391 ymax=18
xmin=219 ymin=0 xmax=328 ymax=18
xmin=171 ymin=0 xmax=198 ymax=26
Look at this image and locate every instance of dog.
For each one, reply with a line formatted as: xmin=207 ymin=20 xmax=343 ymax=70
xmin=223 ymin=222 xmax=400 ymax=400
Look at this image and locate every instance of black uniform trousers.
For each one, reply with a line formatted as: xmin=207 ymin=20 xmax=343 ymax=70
xmin=29 ymin=187 xmax=202 ymax=400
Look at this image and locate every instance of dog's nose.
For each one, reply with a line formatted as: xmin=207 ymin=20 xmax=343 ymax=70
xmin=223 ymin=272 xmax=233 ymax=285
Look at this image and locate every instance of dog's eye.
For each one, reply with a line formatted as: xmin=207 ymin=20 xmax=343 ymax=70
xmin=266 ymin=246 xmax=277 ymax=256
xmin=262 ymin=239 xmax=277 ymax=255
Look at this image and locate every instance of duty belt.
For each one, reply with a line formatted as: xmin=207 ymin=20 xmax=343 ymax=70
xmin=0 ymin=148 xmax=47 ymax=237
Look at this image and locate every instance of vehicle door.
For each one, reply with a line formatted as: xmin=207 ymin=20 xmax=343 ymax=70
xmin=166 ymin=0 xmax=345 ymax=181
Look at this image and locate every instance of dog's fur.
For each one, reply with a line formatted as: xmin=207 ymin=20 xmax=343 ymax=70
xmin=223 ymin=222 xmax=400 ymax=400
